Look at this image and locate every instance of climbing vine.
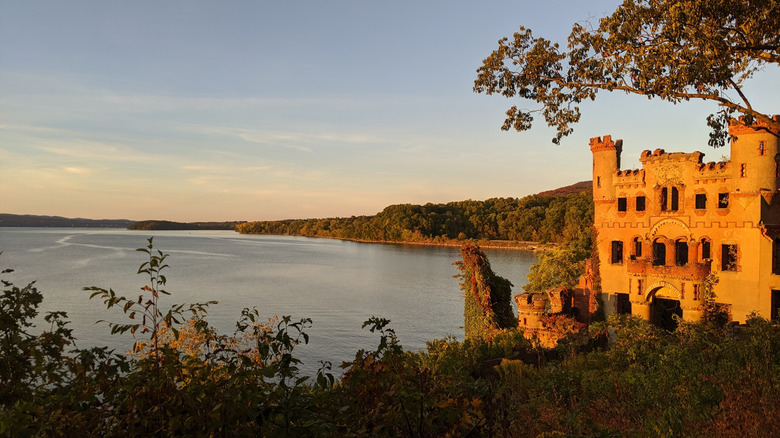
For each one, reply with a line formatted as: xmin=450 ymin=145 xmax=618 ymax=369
xmin=454 ymin=245 xmax=516 ymax=339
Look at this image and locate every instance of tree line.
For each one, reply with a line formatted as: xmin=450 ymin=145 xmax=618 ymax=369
xmin=236 ymin=191 xmax=594 ymax=245
xmin=128 ymin=220 xmax=245 ymax=231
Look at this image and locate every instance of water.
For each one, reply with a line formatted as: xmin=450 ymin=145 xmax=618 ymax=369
xmin=0 ymin=228 xmax=536 ymax=374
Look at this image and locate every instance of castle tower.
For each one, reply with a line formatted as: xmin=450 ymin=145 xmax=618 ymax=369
xmin=589 ymin=115 xmax=780 ymax=326
xmin=590 ymin=135 xmax=623 ymax=202
xmin=729 ymin=115 xmax=780 ymax=195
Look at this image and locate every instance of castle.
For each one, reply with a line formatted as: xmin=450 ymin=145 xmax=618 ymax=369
xmin=591 ymin=116 xmax=780 ymax=328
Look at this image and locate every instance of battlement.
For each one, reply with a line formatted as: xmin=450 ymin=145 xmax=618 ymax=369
xmin=515 ymin=292 xmax=547 ymax=313
xmin=639 ymin=149 xmax=704 ymax=165
xmin=695 ymin=160 xmax=732 ymax=179
xmin=729 ymin=114 xmax=780 ymax=136
xmin=615 ymin=168 xmax=645 ymax=185
xmin=590 ymin=135 xmax=623 ymax=152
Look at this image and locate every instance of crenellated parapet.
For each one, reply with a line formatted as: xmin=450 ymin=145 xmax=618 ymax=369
xmin=639 ymin=149 xmax=704 ymax=165
xmin=729 ymin=114 xmax=780 ymax=136
xmin=589 ymin=135 xmax=623 ymax=153
xmin=695 ymin=160 xmax=732 ymax=180
xmin=615 ymin=168 xmax=645 ymax=186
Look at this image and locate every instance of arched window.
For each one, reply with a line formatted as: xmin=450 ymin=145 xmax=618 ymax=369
xmin=660 ymin=188 xmax=668 ymax=211
xmin=653 ymin=239 xmax=666 ymax=266
xmin=611 ymin=240 xmax=624 ymax=264
xmin=633 ymin=237 xmax=642 ymax=258
xmin=660 ymin=186 xmax=680 ymax=211
xmin=670 ymin=187 xmax=679 ymax=211
xmin=700 ymin=238 xmax=711 ymax=261
xmin=675 ymin=239 xmax=688 ymax=266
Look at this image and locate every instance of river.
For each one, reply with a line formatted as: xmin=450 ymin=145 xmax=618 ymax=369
xmin=0 ymin=228 xmax=537 ymax=374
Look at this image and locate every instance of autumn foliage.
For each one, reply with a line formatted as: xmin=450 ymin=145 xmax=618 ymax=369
xmin=454 ymin=245 xmax=516 ymax=339
xmin=2 ymin=240 xmax=779 ymax=437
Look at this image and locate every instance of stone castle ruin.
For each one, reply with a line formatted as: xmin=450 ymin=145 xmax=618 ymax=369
xmin=516 ymin=115 xmax=780 ymax=345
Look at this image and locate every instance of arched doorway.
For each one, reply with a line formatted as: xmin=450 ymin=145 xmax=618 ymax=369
xmin=646 ymin=284 xmax=683 ymax=331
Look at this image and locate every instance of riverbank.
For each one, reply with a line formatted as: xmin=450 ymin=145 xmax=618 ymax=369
xmin=250 ymin=233 xmax=551 ymax=252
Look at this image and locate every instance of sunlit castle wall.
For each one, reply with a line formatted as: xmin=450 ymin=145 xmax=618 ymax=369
xmin=591 ymin=115 xmax=780 ymax=326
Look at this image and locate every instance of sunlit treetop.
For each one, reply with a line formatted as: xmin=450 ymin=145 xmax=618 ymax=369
xmin=474 ymin=0 xmax=780 ymax=146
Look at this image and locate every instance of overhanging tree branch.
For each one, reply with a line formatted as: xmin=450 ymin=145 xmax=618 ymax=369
xmin=474 ymin=0 xmax=780 ymax=146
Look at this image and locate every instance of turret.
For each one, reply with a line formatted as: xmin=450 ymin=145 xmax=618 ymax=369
xmin=590 ymin=135 xmax=623 ymax=201
xmin=729 ymin=115 xmax=780 ymax=194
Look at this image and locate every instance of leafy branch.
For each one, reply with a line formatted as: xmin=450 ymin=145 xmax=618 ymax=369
xmin=474 ymin=0 xmax=780 ymax=146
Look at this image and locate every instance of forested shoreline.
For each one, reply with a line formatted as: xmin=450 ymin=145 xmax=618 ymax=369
xmin=236 ymin=191 xmax=594 ymax=249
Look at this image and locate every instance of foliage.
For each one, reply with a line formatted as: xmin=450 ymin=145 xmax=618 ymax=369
xmin=85 ymin=237 xmax=217 ymax=352
xmin=454 ymin=245 xmax=516 ymax=339
xmin=237 ymin=191 xmax=594 ymax=246
xmin=2 ymin=241 xmax=780 ymax=437
xmin=474 ymin=0 xmax=780 ymax=145
xmin=524 ymin=224 xmax=593 ymax=294
xmin=0 ymin=266 xmax=75 ymax=437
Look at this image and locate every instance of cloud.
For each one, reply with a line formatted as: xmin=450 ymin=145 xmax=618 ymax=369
xmin=63 ymin=166 xmax=92 ymax=175
xmin=178 ymin=122 xmax=396 ymax=155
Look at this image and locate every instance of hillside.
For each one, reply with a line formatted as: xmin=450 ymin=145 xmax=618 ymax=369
xmin=237 ymin=189 xmax=594 ymax=247
xmin=535 ymin=180 xmax=592 ymax=197
xmin=0 ymin=214 xmax=134 ymax=228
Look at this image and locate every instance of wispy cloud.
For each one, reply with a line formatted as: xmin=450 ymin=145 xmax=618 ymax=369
xmin=63 ymin=166 xmax=92 ymax=175
xmin=178 ymin=123 xmax=396 ymax=154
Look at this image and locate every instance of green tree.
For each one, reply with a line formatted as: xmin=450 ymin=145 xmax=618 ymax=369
xmin=524 ymin=233 xmax=592 ymax=294
xmin=474 ymin=0 xmax=780 ymax=146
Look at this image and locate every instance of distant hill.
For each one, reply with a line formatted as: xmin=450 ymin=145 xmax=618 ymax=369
xmin=535 ymin=181 xmax=592 ymax=197
xmin=0 ymin=214 xmax=134 ymax=228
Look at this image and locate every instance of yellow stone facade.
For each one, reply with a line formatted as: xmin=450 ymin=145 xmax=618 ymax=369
xmin=592 ymin=116 xmax=780 ymax=327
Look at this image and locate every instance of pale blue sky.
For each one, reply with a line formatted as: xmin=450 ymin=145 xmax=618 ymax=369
xmin=1 ymin=1 xmax=778 ymax=221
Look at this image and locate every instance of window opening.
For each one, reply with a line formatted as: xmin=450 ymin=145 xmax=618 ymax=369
xmin=653 ymin=241 xmax=666 ymax=266
xmin=773 ymin=238 xmax=780 ymax=275
xmin=740 ymin=163 xmax=747 ymax=178
xmin=701 ymin=239 xmax=711 ymax=260
xmin=695 ymin=193 xmax=706 ymax=209
xmin=718 ymin=193 xmax=729 ymax=208
xmin=722 ymin=244 xmax=738 ymax=271
xmin=611 ymin=241 xmax=623 ymax=264
xmin=759 ymin=141 xmax=765 ymax=156
xmin=637 ymin=279 xmax=643 ymax=295
xmin=675 ymin=240 xmax=688 ymax=266
xmin=693 ymin=284 xmax=700 ymax=300
xmin=633 ymin=237 xmax=642 ymax=258
xmin=670 ymin=187 xmax=679 ymax=211
xmin=617 ymin=197 xmax=627 ymax=212
xmin=660 ymin=188 xmax=668 ymax=211
xmin=636 ymin=196 xmax=646 ymax=211
xmin=772 ymin=290 xmax=780 ymax=321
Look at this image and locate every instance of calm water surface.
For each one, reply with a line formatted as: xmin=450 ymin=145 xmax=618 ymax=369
xmin=0 ymin=228 xmax=536 ymax=374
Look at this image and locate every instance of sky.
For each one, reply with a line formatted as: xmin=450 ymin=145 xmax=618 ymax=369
xmin=1 ymin=1 xmax=778 ymax=222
